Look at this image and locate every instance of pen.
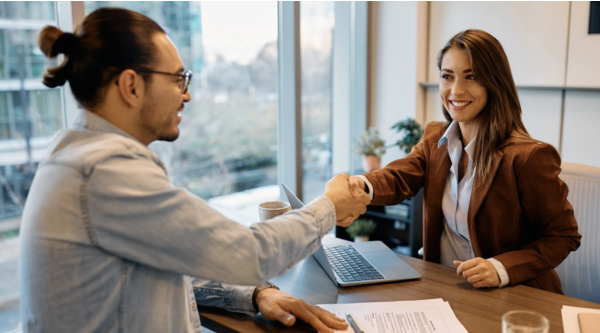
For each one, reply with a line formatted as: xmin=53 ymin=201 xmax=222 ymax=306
xmin=345 ymin=312 xmax=364 ymax=333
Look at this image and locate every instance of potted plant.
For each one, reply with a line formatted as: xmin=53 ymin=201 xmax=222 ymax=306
xmin=344 ymin=218 xmax=377 ymax=242
xmin=390 ymin=118 xmax=424 ymax=155
xmin=354 ymin=128 xmax=386 ymax=172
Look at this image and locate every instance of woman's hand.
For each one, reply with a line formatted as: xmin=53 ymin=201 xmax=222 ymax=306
xmin=454 ymin=258 xmax=500 ymax=288
xmin=255 ymin=288 xmax=348 ymax=333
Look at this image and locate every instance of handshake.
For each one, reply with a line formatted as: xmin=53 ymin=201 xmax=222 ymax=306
xmin=323 ymin=174 xmax=371 ymax=227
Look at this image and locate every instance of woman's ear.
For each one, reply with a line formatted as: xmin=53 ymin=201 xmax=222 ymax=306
xmin=115 ymin=69 xmax=144 ymax=108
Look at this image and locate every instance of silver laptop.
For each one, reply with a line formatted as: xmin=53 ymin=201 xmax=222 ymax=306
xmin=282 ymin=183 xmax=421 ymax=287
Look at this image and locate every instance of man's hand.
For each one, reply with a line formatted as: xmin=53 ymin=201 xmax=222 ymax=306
xmin=454 ymin=258 xmax=500 ymax=288
xmin=255 ymin=288 xmax=348 ymax=333
xmin=323 ymin=173 xmax=371 ymax=226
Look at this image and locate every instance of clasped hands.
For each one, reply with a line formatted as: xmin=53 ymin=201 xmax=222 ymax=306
xmin=324 ymin=174 xmax=371 ymax=227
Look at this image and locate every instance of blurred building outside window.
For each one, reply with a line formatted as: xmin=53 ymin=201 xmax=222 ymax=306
xmin=301 ymin=1 xmax=334 ymax=203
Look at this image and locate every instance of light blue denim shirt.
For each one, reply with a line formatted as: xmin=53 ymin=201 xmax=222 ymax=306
xmin=19 ymin=110 xmax=336 ymax=332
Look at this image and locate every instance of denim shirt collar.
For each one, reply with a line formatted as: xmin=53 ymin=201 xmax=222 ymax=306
xmin=72 ymin=110 xmax=165 ymax=170
xmin=73 ymin=109 xmax=139 ymax=143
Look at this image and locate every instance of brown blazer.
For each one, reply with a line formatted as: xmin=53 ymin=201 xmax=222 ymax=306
xmin=364 ymin=122 xmax=581 ymax=293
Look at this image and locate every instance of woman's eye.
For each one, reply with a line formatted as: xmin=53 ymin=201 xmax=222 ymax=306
xmin=466 ymin=75 xmax=476 ymax=80
xmin=441 ymin=74 xmax=451 ymax=80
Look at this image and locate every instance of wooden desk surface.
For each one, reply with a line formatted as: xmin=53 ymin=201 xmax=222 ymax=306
xmin=199 ymin=251 xmax=600 ymax=333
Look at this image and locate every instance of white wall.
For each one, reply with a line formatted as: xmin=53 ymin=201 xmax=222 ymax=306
xmin=371 ymin=1 xmax=426 ymax=166
xmin=562 ymin=91 xmax=600 ymax=167
xmin=567 ymin=2 xmax=600 ymax=87
xmin=518 ymin=90 xmax=562 ymax=149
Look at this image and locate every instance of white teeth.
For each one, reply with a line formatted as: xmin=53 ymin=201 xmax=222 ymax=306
xmin=453 ymin=101 xmax=470 ymax=107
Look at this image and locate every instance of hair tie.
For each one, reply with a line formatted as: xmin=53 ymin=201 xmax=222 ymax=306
xmin=53 ymin=32 xmax=77 ymax=56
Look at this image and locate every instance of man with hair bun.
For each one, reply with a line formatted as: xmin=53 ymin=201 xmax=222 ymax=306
xmin=19 ymin=7 xmax=367 ymax=333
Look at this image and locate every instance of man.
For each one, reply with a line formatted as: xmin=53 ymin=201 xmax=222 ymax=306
xmin=20 ymin=8 xmax=368 ymax=332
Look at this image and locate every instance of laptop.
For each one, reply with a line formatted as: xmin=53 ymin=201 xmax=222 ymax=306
xmin=282 ymin=183 xmax=422 ymax=287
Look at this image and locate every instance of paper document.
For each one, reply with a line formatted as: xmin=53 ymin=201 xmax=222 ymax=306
xmin=561 ymin=305 xmax=600 ymax=333
xmin=318 ymin=298 xmax=467 ymax=333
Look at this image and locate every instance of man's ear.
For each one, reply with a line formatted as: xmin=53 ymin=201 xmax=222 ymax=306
xmin=115 ymin=69 xmax=145 ymax=108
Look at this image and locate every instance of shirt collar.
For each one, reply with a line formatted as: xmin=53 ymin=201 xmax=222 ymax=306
xmin=72 ymin=109 xmax=139 ymax=143
xmin=438 ymin=121 xmax=459 ymax=148
xmin=437 ymin=121 xmax=476 ymax=157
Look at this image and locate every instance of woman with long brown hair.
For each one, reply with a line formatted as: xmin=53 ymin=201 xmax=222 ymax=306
xmin=350 ymin=29 xmax=580 ymax=293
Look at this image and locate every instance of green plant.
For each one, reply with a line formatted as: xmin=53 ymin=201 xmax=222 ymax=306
xmin=390 ymin=118 xmax=424 ymax=154
xmin=345 ymin=219 xmax=377 ymax=238
xmin=354 ymin=128 xmax=386 ymax=157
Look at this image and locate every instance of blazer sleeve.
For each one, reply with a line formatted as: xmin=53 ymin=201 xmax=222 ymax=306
xmin=364 ymin=122 xmax=441 ymax=206
xmin=493 ymin=143 xmax=581 ymax=285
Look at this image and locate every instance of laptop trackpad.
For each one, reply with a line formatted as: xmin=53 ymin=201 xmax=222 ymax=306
xmin=365 ymin=251 xmax=406 ymax=268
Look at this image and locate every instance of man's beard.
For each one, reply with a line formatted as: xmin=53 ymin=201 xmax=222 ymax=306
xmin=157 ymin=127 xmax=179 ymax=142
xmin=141 ymin=98 xmax=180 ymax=142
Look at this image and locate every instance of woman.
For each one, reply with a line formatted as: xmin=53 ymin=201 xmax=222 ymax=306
xmin=351 ymin=29 xmax=580 ymax=293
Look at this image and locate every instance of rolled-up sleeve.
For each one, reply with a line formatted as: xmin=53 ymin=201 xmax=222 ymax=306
xmin=192 ymin=279 xmax=256 ymax=315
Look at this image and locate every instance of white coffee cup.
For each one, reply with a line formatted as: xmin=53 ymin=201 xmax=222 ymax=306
xmin=502 ymin=310 xmax=549 ymax=333
xmin=258 ymin=201 xmax=291 ymax=222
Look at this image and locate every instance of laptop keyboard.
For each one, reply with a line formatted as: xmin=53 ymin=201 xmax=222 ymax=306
xmin=325 ymin=245 xmax=385 ymax=283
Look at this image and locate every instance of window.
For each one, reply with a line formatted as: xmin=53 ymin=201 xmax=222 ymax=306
xmin=85 ymin=1 xmax=280 ymax=218
xmin=0 ymin=2 xmax=62 ymax=331
xmin=300 ymin=2 xmax=335 ymax=202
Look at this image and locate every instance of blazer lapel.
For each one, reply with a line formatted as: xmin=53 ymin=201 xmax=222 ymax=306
xmin=468 ymin=150 xmax=504 ymax=256
xmin=423 ymin=142 xmax=451 ymax=262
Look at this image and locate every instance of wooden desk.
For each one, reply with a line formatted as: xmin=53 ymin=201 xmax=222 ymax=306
xmin=199 ymin=243 xmax=600 ymax=333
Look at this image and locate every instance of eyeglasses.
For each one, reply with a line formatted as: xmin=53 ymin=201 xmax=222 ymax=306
xmin=135 ymin=69 xmax=193 ymax=94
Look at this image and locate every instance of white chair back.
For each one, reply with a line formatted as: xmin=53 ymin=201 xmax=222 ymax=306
xmin=555 ymin=162 xmax=600 ymax=303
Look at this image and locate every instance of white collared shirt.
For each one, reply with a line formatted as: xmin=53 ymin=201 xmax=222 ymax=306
xmin=359 ymin=121 xmax=509 ymax=287
xmin=438 ymin=121 xmax=477 ymax=266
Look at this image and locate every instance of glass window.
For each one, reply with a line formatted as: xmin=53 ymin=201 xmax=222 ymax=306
xmin=0 ymin=1 xmax=55 ymax=20
xmin=300 ymin=2 xmax=334 ymax=202
xmin=30 ymin=90 xmax=62 ymax=137
xmin=84 ymin=2 xmax=279 ymax=219
xmin=28 ymin=30 xmax=47 ymax=78
xmin=0 ymin=2 xmax=62 ymax=331
xmin=25 ymin=1 xmax=56 ymax=20
xmin=0 ymin=31 xmax=5 ymax=78
xmin=0 ymin=92 xmax=8 ymax=138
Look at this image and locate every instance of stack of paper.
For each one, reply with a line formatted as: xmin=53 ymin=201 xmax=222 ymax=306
xmin=318 ymin=298 xmax=467 ymax=333
xmin=561 ymin=305 xmax=600 ymax=333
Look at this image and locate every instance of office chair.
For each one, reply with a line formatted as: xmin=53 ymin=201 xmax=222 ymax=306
xmin=555 ymin=162 xmax=600 ymax=303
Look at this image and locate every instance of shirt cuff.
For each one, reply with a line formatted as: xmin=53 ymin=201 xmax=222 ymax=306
xmin=228 ymin=285 xmax=257 ymax=315
xmin=355 ymin=175 xmax=374 ymax=200
xmin=487 ymin=258 xmax=510 ymax=287
xmin=304 ymin=195 xmax=336 ymax=234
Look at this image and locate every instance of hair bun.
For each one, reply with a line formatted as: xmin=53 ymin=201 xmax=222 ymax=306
xmin=53 ymin=32 xmax=77 ymax=56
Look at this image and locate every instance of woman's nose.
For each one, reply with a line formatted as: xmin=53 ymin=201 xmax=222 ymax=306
xmin=451 ymin=80 xmax=465 ymax=96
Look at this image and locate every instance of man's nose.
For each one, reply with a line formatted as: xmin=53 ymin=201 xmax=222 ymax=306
xmin=183 ymin=89 xmax=191 ymax=102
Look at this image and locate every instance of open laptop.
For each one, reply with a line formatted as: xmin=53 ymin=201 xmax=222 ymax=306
xmin=282 ymin=183 xmax=421 ymax=287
